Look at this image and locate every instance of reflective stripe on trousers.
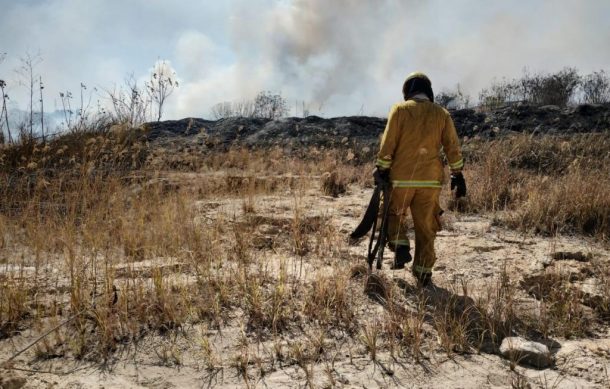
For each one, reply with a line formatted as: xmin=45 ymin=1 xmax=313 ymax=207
xmin=449 ymin=158 xmax=464 ymax=170
xmin=413 ymin=265 xmax=433 ymax=275
xmin=389 ymin=239 xmax=410 ymax=246
xmin=392 ymin=180 xmax=442 ymax=189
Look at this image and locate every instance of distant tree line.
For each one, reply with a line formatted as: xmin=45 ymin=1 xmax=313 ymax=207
xmin=210 ymin=91 xmax=288 ymax=120
xmin=477 ymin=68 xmax=609 ymax=110
xmin=437 ymin=68 xmax=610 ymax=111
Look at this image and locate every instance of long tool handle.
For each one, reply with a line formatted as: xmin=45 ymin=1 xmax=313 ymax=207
xmin=367 ymin=191 xmax=379 ymax=270
xmin=375 ymin=185 xmax=391 ymax=269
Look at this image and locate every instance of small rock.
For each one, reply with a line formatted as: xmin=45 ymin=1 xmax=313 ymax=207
xmin=499 ymin=337 xmax=554 ymax=368
xmin=0 ymin=374 xmax=27 ymax=389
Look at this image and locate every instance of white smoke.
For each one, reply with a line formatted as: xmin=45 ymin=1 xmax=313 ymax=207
xmin=1 ymin=0 xmax=609 ymax=120
xmin=171 ymin=0 xmax=610 ymax=118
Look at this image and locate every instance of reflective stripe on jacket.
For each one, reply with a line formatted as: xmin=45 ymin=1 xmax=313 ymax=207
xmin=376 ymin=99 xmax=463 ymax=188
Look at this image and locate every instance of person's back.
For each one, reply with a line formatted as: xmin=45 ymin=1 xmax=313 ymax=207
xmin=374 ymin=72 xmax=466 ymax=286
xmin=380 ymin=99 xmax=462 ymax=187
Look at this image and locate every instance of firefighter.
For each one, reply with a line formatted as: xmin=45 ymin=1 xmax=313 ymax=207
xmin=375 ymin=72 xmax=466 ymax=286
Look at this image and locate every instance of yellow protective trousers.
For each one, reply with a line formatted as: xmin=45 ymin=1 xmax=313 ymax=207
xmin=387 ymin=187 xmax=441 ymax=276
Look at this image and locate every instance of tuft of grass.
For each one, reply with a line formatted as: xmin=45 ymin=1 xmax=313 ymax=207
xmin=359 ymin=320 xmax=381 ymax=361
xmin=521 ymin=268 xmax=590 ymax=338
xmin=472 ymin=266 xmax=518 ymax=350
xmin=590 ymin=260 xmax=610 ymax=320
xmin=0 ymin=277 xmax=29 ymax=339
xmin=320 ymin=171 xmax=348 ymax=197
xmin=304 ymin=271 xmax=355 ymax=329
xmin=433 ymin=295 xmax=474 ymax=356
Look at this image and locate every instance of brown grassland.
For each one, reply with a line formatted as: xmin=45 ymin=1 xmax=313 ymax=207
xmin=0 ymin=128 xmax=609 ymax=388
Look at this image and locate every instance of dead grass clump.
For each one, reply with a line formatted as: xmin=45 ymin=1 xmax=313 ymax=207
xmin=464 ymin=144 xmax=527 ymax=212
xmin=0 ymin=277 xmax=29 ymax=339
xmin=503 ymin=133 xmax=610 ymax=173
xmin=65 ymin=273 xmax=191 ymax=361
xmin=364 ymin=273 xmax=392 ymax=303
xmin=237 ymin=264 xmax=295 ymax=336
xmin=521 ymin=269 xmax=591 ymax=338
xmin=350 ymin=264 xmax=368 ymax=279
xmin=507 ymin=170 xmax=610 ymax=238
xmin=463 ymin=133 xmax=610 ymax=241
xmin=320 ymin=171 xmax=348 ymax=197
xmin=433 ymin=298 xmax=473 ymax=356
xmin=381 ymin=296 xmax=427 ymax=361
xmin=359 ymin=320 xmax=381 ymax=361
xmin=194 ymin=277 xmax=236 ymax=327
xmin=245 ymin=288 xmax=292 ymax=335
xmin=426 ymin=282 xmax=483 ymax=356
xmin=584 ymin=260 xmax=610 ymax=321
xmin=474 ymin=288 xmax=517 ymax=349
xmin=0 ymin=124 xmax=148 ymax=174
xmin=304 ymin=272 xmax=355 ymax=329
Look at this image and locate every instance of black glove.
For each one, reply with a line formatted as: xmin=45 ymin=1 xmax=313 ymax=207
xmin=373 ymin=168 xmax=390 ymax=188
xmin=450 ymin=172 xmax=467 ymax=198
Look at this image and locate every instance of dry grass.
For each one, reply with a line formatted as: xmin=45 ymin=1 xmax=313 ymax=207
xmin=463 ymin=132 xmax=610 ymax=241
xmin=0 ymin=127 xmax=609 ymax=385
xmin=0 ymin=133 xmax=370 ymax=367
xmin=320 ymin=171 xmax=348 ymax=197
xmin=521 ymin=268 xmax=592 ymax=338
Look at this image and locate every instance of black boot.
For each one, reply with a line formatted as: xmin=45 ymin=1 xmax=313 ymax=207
xmin=390 ymin=245 xmax=412 ymax=270
xmin=415 ymin=272 xmax=432 ymax=287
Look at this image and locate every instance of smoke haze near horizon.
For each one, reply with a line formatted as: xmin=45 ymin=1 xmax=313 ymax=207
xmin=0 ymin=0 xmax=609 ymax=121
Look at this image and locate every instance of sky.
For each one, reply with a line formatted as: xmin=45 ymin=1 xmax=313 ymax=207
xmin=1 ymin=0 xmax=609 ymax=122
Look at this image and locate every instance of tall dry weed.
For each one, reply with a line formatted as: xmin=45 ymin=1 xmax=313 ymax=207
xmin=463 ymin=132 xmax=610 ymax=241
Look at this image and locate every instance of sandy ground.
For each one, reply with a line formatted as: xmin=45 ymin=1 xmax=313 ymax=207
xmin=1 ymin=180 xmax=609 ymax=388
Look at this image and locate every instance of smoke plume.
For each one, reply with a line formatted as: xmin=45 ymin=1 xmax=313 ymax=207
xmin=1 ymin=0 xmax=609 ymax=119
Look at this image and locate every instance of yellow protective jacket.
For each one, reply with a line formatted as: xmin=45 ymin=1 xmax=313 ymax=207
xmin=376 ymin=98 xmax=463 ymax=188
